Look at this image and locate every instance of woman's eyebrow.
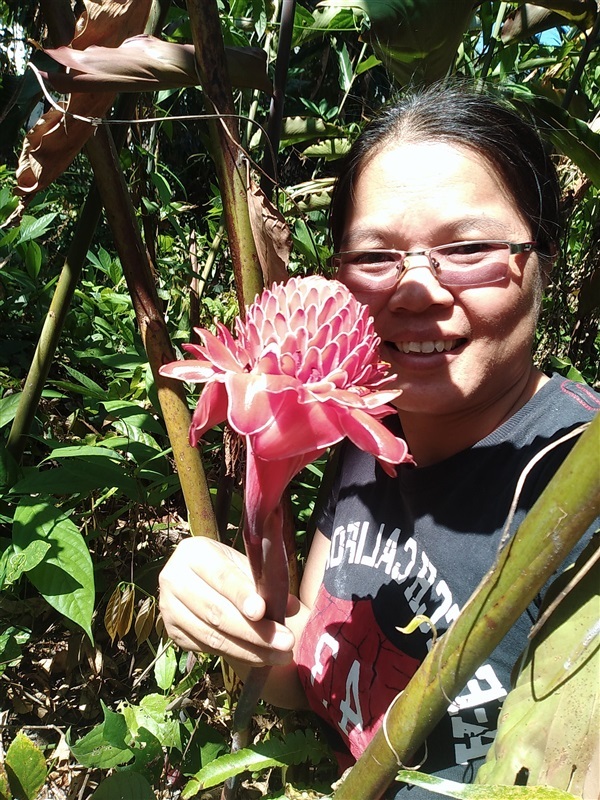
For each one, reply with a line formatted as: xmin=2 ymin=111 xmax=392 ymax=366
xmin=452 ymin=217 xmax=510 ymax=237
xmin=339 ymin=228 xmax=389 ymax=249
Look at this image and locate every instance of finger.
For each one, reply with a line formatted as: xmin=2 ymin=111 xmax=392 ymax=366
xmin=163 ymin=592 xmax=294 ymax=667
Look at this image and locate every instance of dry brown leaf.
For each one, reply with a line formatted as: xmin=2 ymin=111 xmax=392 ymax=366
xmin=16 ymin=0 xmax=153 ymax=202
xmin=42 ymin=35 xmax=271 ymax=93
xmin=134 ymin=595 xmax=156 ymax=646
xmin=104 ymin=583 xmax=135 ymax=642
xmin=247 ymin=179 xmax=291 ymax=286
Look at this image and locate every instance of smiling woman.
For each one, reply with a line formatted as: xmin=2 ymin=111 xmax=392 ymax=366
xmin=158 ymin=84 xmax=600 ymax=799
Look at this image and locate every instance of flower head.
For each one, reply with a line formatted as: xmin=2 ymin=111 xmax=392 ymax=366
xmin=160 ymin=276 xmax=411 ymax=524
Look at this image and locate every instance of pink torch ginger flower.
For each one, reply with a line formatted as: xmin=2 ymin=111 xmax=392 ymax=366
xmin=161 ymin=276 xmax=413 ymax=740
xmin=160 ymin=275 xmax=411 ymax=545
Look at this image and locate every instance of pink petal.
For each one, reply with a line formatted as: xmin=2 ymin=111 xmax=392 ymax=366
xmin=189 ymin=380 xmax=228 ymax=445
xmin=159 ymin=359 xmax=217 ymax=383
xmin=225 ymin=372 xmax=297 ymax=435
xmin=338 ymin=406 xmax=413 ymax=473
xmin=201 ymin=327 xmax=247 ymax=373
xmin=250 ymin=396 xmax=346 ymax=459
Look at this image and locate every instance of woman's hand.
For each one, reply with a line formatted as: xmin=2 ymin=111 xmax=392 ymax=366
xmin=158 ymin=537 xmax=296 ymax=667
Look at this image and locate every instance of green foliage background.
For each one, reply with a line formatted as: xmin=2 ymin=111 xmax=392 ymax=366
xmin=0 ymin=0 xmax=598 ymax=797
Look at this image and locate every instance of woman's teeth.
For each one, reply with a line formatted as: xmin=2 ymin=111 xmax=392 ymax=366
xmin=393 ymin=339 xmax=460 ymax=354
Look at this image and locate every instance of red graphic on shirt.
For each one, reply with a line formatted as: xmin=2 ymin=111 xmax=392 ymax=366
xmin=297 ymin=584 xmax=420 ymax=759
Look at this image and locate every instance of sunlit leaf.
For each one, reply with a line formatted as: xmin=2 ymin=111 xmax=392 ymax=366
xmin=396 ymin=770 xmax=578 ymax=798
xmin=13 ymin=496 xmax=95 ymax=641
xmin=182 ymin=729 xmax=328 ymax=794
xmin=315 ymin=0 xmax=475 ymax=85
xmin=5 ymin=733 xmax=47 ymax=800
xmin=475 ymin=538 xmax=600 ymax=798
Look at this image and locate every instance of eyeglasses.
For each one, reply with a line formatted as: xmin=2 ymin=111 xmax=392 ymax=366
xmin=332 ymin=240 xmax=538 ymax=290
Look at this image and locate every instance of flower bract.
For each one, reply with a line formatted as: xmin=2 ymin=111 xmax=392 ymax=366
xmin=161 ymin=276 xmax=411 ymax=532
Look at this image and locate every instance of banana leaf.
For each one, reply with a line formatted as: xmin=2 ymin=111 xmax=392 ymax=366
xmin=475 ymin=536 xmax=599 ymax=797
xmin=501 ymin=83 xmax=600 ymax=186
xmin=525 ymin=0 xmax=597 ymax=26
xmin=41 ymin=35 xmax=271 ymax=93
xmin=314 ymin=0 xmax=475 ymax=85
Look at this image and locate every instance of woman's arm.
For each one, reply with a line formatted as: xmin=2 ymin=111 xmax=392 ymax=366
xmin=159 ymin=529 xmax=330 ymax=708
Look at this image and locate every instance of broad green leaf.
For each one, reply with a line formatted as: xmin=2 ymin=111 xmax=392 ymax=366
xmin=17 ymin=213 xmax=58 ymax=243
xmin=302 ymin=137 xmax=351 ymax=159
xmin=101 ymin=400 xmax=165 ymax=434
xmin=396 ymin=771 xmax=578 ymax=798
xmin=0 ymin=393 xmax=22 ymax=429
xmin=182 ymin=729 xmax=328 ymax=794
xmin=0 ymin=628 xmax=24 ymax=673
xmin=90 ymin=771 xmax=155 ymax=800
xmin=121 ymin=694 xmax=179 ymax=748
xmin=502 ymin=84 xmax=600 ymax=186
xmin=316 ymin=0 xmax=475 ymax=86
xmin=5 ymin=733 xmax=47 ymax=800
xmin=62 ymin=365 xmax=106 ymax=398
xmin=277 ymin=116 xmax=343 ymax=148
xmin=43 ymin=445 xmax=126 ymax=462
xmin=11 ymin=459 xmax=139 ymax=498
xmin=13 ymin=496 xmax=95 ymax=641
xmin=69 ymin=704 xmax=133 ymax=769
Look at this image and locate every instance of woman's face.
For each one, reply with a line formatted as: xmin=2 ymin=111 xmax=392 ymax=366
xmin=339 ymin=140 xmax=543 ymax=420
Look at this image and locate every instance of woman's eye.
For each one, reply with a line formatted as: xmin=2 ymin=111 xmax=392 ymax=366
xmin=444 ymin=241 xmax=499 ymax=257
xmin=353 ymin=251 xmax=395 ymax=266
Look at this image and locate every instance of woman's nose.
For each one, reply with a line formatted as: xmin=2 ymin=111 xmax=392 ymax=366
xmin=388 ymin=256 xmax=454 ymax=312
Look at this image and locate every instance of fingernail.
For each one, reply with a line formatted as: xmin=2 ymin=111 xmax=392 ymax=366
xmin=271 ymin=630 xmax=294 ymax=651
xmin=242 ymin=595 xmax=262 ymax=619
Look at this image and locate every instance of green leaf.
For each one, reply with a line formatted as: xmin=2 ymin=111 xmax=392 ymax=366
xmin=90 ymin=771 xmax=155 ymax=800
xmin=2 ymin=540 xmax=51 ymax=586
xmin=121 ymin=694 xmax=179 ymax=750
xmin=154 ymin=640 xmax=178 ymax=691
xmin=43 ymin=445 xmax=126 ymax=462
xmin=17 ymin=213 xmax=58 ymax=243
xmin=24 ymin=240 xmax=42 ymax=280
xmin=302 ymin=137 xmax=351 ymax=159
xmin=502 ymin=84 xmax=600 ymax=186
xmin=182 ymin=729 xmax=328 ymax=794
xmin=69 ymin=704 xmax=133 ymax=769
xmin=12 ymin=459 xmax=139 ymax=498
xmin=13 ymin=496 xmax=95 ymax=641
xmin=5 ymin=733 xmax=47 ymax=800
xmin=475 ymin=539 xmax=599 ymax=797
xmin=316 ymin=0 xmax=474 ymax=86
xmin=396 ymin=771 xmax=577 ymax=798
xmin=335 ymin=40 xmax=353 ymax=91
xmin=101 ymin=400 xmax=165 ymax=435
xmin=0 ymin=393 xmax=22 ymax=429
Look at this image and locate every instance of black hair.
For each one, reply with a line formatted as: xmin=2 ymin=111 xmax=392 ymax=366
xmin=330 ymin=84 xmax=561 ymax=268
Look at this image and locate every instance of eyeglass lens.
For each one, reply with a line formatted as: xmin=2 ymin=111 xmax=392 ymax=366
xmin=335 ymin=241 xmax=516 ymax=289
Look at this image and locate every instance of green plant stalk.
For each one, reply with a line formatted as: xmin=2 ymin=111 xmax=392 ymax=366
xmin=6 ymin=187 xmax=103 ymax=462
xmin=261 ymin=0 xmax=296 ymax=200
xmin=333 ymin=415 xmax=600 ymax=800
xmin=85 ymin=126 xmax=218 ymax=540
xmin=185 ymin=0 xmax=263 ymax=313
